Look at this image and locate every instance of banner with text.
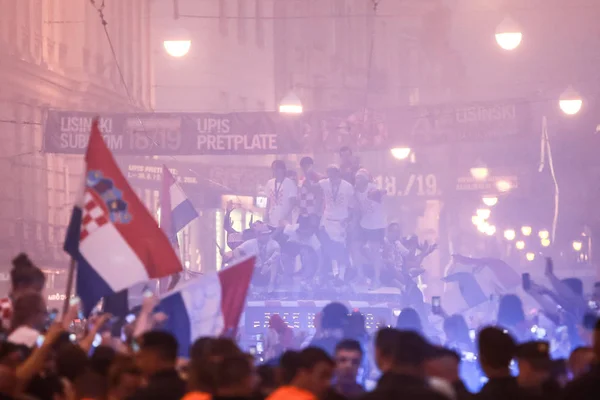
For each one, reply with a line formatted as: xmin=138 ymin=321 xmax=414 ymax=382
xmin=43 ymin=101 xmax=532 ymax=155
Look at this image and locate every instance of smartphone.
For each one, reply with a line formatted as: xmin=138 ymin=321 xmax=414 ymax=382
xmin=132 ymin=340 xmax=140 ymax=353
xmin=249 ymin=345 xmax=257 ymax=355
xmin=70 ymin=296 xmax=80 ymax=306
xmin=69 ymin=333 xmax=77 ymax=342
xmin=125 ymin=313 xmax=136 ymax=324
xmin=469 ymin=329 xmax=476 ymax=341
xmin=522 ymin=273 xmax=531 ymax=291
xmin=143 ymin=289 xmax=154 ymax=298
xmin=588 ymin=300 xmax=599 ymax=310
xmin=36 ymin=335 xmax=45 ymax=347
xmin=256 ymin=341 xmax=264 ymax=354
xmin=432 ymin=296 xmax=441 ymax=314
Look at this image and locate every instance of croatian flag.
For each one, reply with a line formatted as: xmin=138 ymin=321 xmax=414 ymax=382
xmin=160 ymin=165 xmax=198 ymax=240
xmin=160 ymin=257 xmax=255 ymax=357
xmin=64 ymin=119 xmax=183 ymax=316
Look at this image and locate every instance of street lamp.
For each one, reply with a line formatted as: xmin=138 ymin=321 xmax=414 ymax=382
xmin=516 ymin=240 xmax=525 ymax=250
xmin=495 ymin=17 xmax=522 ymax=51
xmin=279 ymin=91 xmax=303 ymax=114
xmin=482 ymin=196 xmax=498 ymax=207
xmin=521 ymin=226 xmax=532 ymax=236
xmin=538 ymin=230 xmax=549 ymax=240
xmin=541 ymin=238 xmax=551 ymax=247
xmin=504 ymin=229 xmax=516 ymax=241
xmin=572 ymin=240 xmax=583 ymax=251
xmin=470 ymin=166 xmax=489 ymax=181
xmin=163 ymin=40 xmax=191 ymax=57
xmin=525 ymin=252 xmax=535 ymax=261
xmin=390 ymin=147 xmax=412 ymax=160
xmin=559 ymin=86 xmax=583 ymax=115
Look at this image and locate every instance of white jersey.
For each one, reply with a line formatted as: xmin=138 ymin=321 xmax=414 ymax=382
xmin=355 ymin=182 xmax=386 ymax=230
xmin=319 ymin=179 xmax=354 ymax=221
xmin=266 ymin=177 xmax=297 ymax=227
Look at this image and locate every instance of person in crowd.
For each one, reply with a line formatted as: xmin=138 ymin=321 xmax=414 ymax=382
xmin=266 ymin=160 xmax=298 ymax=230
xmin=366 ymin=328 xmax=448 ymax=400
xmin=107 ymin=355 xmax=142 ymax=400
xmin=396 ymin=307 xmax=424 ymax=336
xmin=234 ymin=222 xmax=281 ymax=293
xmin=333 ymin=339 xmax=365 ymax=398
xmin=7 ymin=292 xmax=47 ymax=348
xmin=280 ymin=215 xmax=322 ymax=286
xmin=318 ymin=165 xmax=354 ymax=284
xmin=592 ymin=282 xmax=600 ymax=308
xmin=352 ymin=169 xmax=386 ymax=290
xmin=567 ymin=346 xmax=595 ymax=379
xmin=339 ymin=147 xmax=361 ymax=186
xmin=211 ymin=355 xmax=256 ymax=400
xmin=496 ymin=294 xmax=530 ymax=342
xmin=268 ymin=348 xmax=335 ymax=400
xmin=265 ymin=315 xmax=295 ymax=361
xmin=562 ymin=319 xmax=600 ymax=400
xmin=0 ymin=254 xmax=46 ymax=331
xmin=309 ymin=302 xmax=349 ymax=356
xmin=443 ymin=315 xmax=474 ymax=354
xmin=550 ymin=359 xmax=569 ymax=388
xmin=130 ymin=331 xmax=186 ymax=400
xmin=298 ymin=157 xmax=324 ymax=222
xmin=515 ymin=341 xmax=561 ymax=400
xmin=256 ymin=364 xmax=278 ymax=398
xmin=424 ymin=347 xmax=473 ymax=400
xmin=186 ymin=337 xmax=242 ymax=397
xmin=477 ymin=327 xmax=519 ymax=400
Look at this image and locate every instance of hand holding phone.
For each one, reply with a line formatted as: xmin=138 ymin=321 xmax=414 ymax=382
xmin=545 ymin=257 xmax=554 ymax=276
xmin=432 ymin=296 xmax=441 ymax=314
xmin=522 ymin=273 xmax=531 ymax=291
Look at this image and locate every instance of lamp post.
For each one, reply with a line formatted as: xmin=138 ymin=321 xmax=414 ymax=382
xmin=279 ymin=91 xmax=303 ymax=114
xmin=559 ymin=86 xmax=583 ymax=116
xmin=495 ymin=17 xmax=522 ymax=51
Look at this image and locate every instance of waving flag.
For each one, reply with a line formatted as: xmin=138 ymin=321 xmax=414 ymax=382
xmin=160 ymin=164 xmax=198 ymax=239
xmin=64 ymin=119 xmax=182 ymax=316
xmin=160 ymin=257 xmax=255 ymax=356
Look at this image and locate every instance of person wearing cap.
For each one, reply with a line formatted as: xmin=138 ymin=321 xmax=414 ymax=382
xmin=317 ymin=165 xmax=354 ymax=283
xmin=234 ymin=222 xmax=281 ymax=293
xmin=265 ymin=160 xmax=298 ymax=230
xmin=515 ymin=341 xmax=561 ymax=400
xmin=352 ymin=168 xmax=386 ymax=290
xmin=562 ymin=318 xmax=600 ymax=400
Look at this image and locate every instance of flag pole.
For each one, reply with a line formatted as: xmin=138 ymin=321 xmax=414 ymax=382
xmin=62 ymin=258 xmax=76 ymax=315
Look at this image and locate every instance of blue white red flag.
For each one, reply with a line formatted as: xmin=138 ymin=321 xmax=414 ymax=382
xmin=64 ymin=119 xmax=183 ymax=316
xmin=159 ymin=165 xmax=198 ymax=244
xmin=160 ymin=257 xmax=255 ymax=356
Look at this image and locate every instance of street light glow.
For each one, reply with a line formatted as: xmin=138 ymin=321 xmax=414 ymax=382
xmin=495 ymin=18 xmax=522 ymax=51
xmin=279 ymin=91 xmax=303 ymax=114
xmin=516 ymin=240 xmax=525 ymax=250
xmin=496 ymin=180 xmax=512 ymax=192
xmin=482 ymin=196 xmax=498 ymax=207
xmin=559 ymin=86 xmax=583 ymax=115
xmin=525 ymin=252 xmax=535 ymax=261
xmin=521 ymin=226 xmax=532 ymax=236
xmin=163 ymin=40 xmax=191 ymax=58
xmin=572 ymin=240 xmax=583 ymax=252
xmin=470 ymin=167 xmax=489 ymax=180
xmin=485 ymin=225 xmax=497 ymax=236
xmin=541 ymin=238 xmax=551 ymax=247
xmin=504 ymin=229 xmax=516 ymax=241
xmin=477 ymin=208 xmax=491 ymax=220
xmin=390 ymin=147 xmax=412 ymax=160
xmin=538 ymin=230 xmax=549 ymax=240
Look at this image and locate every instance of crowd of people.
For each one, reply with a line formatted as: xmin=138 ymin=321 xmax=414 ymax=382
xmin=222 ymin=146 xmax=436 ymax=302
xmin=1 ymin=252 xmax=600 ymax=400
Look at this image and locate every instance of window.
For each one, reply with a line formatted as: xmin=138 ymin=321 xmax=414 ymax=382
xmin=255 ymin=0 xmax=264 ymax=48
xmin=237 ymin=0 xmax=246 ymax=44
xmin=219 ymin=0 xmax=228 ymax=36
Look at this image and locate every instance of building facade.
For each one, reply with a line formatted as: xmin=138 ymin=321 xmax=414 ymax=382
xmin=0 ymin=0 xmax=153 ymax=299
